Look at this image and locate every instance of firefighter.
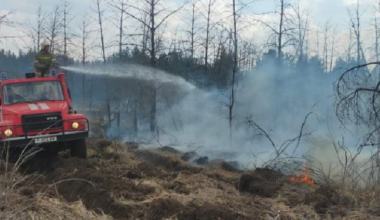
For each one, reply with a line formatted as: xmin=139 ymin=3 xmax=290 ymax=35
xmin=34 ymin=40 xmax=58 ymax=77
xmin=7 ymin=87 xmax=23 ymax=104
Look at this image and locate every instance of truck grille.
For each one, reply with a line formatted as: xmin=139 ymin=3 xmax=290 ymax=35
xmin=22 ymin=113 xmax=63 ymax=133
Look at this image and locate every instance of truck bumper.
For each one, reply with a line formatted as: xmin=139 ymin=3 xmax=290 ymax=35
xmin=0 ymin=131 xmax=89 ymax=148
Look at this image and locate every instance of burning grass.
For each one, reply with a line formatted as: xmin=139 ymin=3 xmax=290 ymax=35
xmin=289 ymin=163 xmax=315 ymax=186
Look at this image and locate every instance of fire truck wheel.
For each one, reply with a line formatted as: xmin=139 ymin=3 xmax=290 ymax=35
xmin=70 ymin=138 xmax=87 ymax=159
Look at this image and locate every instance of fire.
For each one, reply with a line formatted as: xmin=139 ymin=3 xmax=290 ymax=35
xmin=289 ymin=163 xmax=315 ymax=185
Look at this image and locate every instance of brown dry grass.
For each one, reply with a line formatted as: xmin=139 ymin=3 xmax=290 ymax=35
xmin=1 ymin=140 xmax=380 ymax=220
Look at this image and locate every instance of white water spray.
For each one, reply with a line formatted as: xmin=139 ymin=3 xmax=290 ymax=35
xmin=60 ymin=64 xmax=196 ymax=91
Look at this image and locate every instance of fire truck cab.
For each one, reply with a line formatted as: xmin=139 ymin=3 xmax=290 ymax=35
xmin=0 ymin=72 xmax=88 ymax=158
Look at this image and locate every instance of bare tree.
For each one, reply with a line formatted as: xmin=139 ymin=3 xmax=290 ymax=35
xmin=118 ymin=0 xmax=127 ymax=58
xmin=63 ymin=0 xmax=74 ymax=65
xmin=346 ymin=25 xmax=354 ymax=62
xmin=78 ymin=14 xmax=94 ymax=106
xmin=183 ymin=0 xmax=201 ymax=66
xmin=203 ymin=0 xmax=216 ymax=73
xmin=322 ymin=22 xmax=330 ymax=72
xmin=0 ymin=13 xmax=10 ymax=24
xmin=336 ymin=61 xmax=380 ymax=189
xmin=329 ymin=28 xmax=337 ymax=72
xmin=277 ymin=0 xmax=286 ymax=64
xmin=316 ymin=29 xmax=320 ymax=59
xmin=256 ymin=0 xmax=293 ymax=65
xmin=27 ymin=7 xmax=45 ymax=52
xmin=110 ymin=0 xmax=185 ymax=132
xmin=46 ymin=5 xmax=63 ymax=55
xmin=95 ymin=0 xmax=107 ymax=63
xmin=374 ymin=0 xmax=380 ymax=63
xmin=107 ymin=0 xmax=128 ymax=59
xmin=229 ymin=0 xmax=238 ymax=132
xmin=190 ymin=1 xmax=198 ymax=62
xmin=348 ymin=0 xmax=366 ymax=64
xmin=0 ymin=11 xmax=15 ymax=42
xmin=336 ymin=62 xmax=380 ymax=148
xmin=292 ymin=0 xmax=309 ymax=62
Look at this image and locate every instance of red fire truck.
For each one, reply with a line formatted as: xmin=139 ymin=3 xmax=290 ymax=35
xmin=0 ymin=72 xmax=88 ymax=158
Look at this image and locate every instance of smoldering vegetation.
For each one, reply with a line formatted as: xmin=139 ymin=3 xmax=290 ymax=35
xmin=2 ymin=140 xmax=380 ymax=220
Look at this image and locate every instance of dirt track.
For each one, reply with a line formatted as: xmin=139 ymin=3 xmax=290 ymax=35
xmin=3 ymin=140 xmax=380 ymax=220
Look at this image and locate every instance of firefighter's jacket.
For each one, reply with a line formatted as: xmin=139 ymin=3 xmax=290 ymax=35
xmin=34 ymin=50 xmax=56 ymax=77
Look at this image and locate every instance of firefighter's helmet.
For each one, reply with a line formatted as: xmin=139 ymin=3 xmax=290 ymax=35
xmin=41 ymin=40 xmax=50 ymax=49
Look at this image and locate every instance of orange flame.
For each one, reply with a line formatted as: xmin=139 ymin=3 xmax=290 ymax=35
xmin=289 ymin=163 xmax=315 ymax=185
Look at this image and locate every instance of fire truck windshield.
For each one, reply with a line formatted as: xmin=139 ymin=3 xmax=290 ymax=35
xmin=3 ymin=81 xmax=64 ymax=105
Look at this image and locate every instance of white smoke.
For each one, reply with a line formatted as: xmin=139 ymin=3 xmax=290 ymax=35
xmin=62 ymin=63 xmax=368 ymax=169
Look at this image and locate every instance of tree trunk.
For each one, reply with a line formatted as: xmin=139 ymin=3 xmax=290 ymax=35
xmin=63 ymin=0 xmax=69 ymax=65
xmin=150 ymin=0 xmax=157 ymax=132
xmin=96 ymin=0 xmax=107 ymax=63
xmin=119 ymin=1 xmax=124 ymax=59
xmin=191 ymin=2 xmax=195 ymax=66
xmin=205 ymin=0 xmax=212 ymax=73
xmin=229 ymin=0 xmax=238 ymax=136
xmin=278 ymin=0 xmax=284 ymax=65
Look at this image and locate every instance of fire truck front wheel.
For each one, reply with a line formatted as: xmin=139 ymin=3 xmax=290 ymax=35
xmin=70 ymin=138 xmax=87 ymax=159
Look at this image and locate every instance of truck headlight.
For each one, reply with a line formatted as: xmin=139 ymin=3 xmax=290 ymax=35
xmin=72 ymin=122 xmax=79 ymax=129
xmin=4 ymin=129 xmax=13 ymax=137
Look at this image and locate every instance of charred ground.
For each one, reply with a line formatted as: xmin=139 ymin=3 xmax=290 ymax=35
xmin=1 ymin=140 xmax=379 ymax=220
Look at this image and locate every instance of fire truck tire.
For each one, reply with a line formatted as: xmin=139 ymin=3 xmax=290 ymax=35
xmin=70 ymin=138 xmax=87 ymax=159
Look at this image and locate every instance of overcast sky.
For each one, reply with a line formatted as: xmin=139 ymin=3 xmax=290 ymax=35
xmin=0 ymin=0 xmax=378 ymax=61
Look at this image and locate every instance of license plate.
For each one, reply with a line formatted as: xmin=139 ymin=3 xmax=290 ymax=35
xmin=34 ymin=136 xmax=57 ymax=144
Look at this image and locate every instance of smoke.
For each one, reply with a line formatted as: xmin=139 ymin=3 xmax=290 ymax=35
xmin=155 ymin=66 xmax=371 ymax=168
xmin=156 ymin=69 xmax=332 ymax=166
xmin=63 ymin=62 xmax=370 ymax=170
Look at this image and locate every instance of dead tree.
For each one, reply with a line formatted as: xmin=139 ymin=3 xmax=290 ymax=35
xmin=346 ymin=26 xmax=354 ymax=62
xmin=277 ymin=0 xmax=285 ymax=64
xmin=204 ymin=0 xmax=216 ymax=73
xmin=27 ymin=7 xmax=45 ymax=52
xmin=329 ymin=28 xmax=336 ymax=73
xmin=316 ymin=29 xmax=320 ymax=59
xmin=374 ymin=0 xmax=380 ymax=63
xmin=322 ymin=22 xmax=330 ymax=72
xmin=0 ymin=12 xmax=10 ymax=25
xmin=79 ymin=14 xmax=93 ymax=66
xmin=229 ymin=0 xmax=238 ymax=132
xmin=184 ymin=0 xmax=201 ymax=67
xmin=95 ymin=0 xmax=107 ymax=63
xmin=336 ymin=62 xmax=380 ymax=150
xmin=348 ymin=0 xmax=366 ymax=65
xmin=292 ymin=0 xmax=309 ymax=62
xmin=46 ymin=5 xmax=63 ymax=55
xmin=0 ymin=11 xmax=16 ymax=42
xmin=79 ymin=14 xmax=94 ymax=106
xmin=255 ymin=0 xmax=293 ymax=65
xmin=108 ymin=0 xmax=128 ymax=59
xmin=110 ymin=0 xmax=185 ymax=132
xmin=190 ymin=1 xmax=198 ymax=62
xmin=63 ymin=0 xmax=73 ymax=65
xmin=336 ymin=62 xmax=380 ymax=186
xmin=118 ymin=0 xmax=126 ymax=59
